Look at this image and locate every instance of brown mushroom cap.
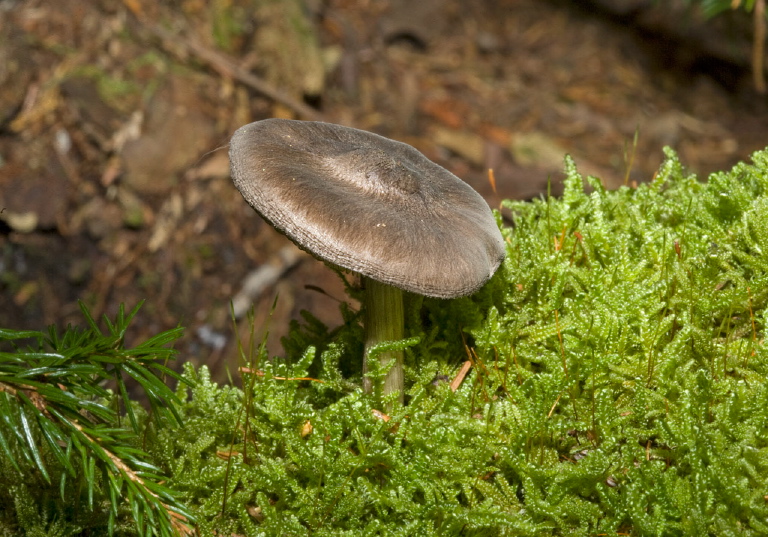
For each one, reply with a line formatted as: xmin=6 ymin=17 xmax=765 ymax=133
xmin=229 ymin=119 xmax=505 ymax=298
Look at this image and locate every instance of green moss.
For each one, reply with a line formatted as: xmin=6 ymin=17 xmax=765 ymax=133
xmin=154 ymin=147 xmax=768 ymax=535
xmin=3 ymin=147 xmax=768 ymax=535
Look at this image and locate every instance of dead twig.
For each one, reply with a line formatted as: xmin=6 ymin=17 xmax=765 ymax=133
xmin=450 ymin=360 xmax=472 ymax=392
xmin=130 ymin=13 xmax=324 ymax=121
xmin=231 ymin=245 xmax=306 ymax=319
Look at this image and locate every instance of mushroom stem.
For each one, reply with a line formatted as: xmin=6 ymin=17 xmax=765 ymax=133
xmin=363 ymin=276 xmax=404 ymax=405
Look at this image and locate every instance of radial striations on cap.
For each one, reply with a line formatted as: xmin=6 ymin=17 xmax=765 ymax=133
xmin=229 ymin=118 xmax=505 ymax=298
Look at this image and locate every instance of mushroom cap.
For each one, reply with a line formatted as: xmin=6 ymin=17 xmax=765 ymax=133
xmin=229 ymin=119 xmax=505 ymax=298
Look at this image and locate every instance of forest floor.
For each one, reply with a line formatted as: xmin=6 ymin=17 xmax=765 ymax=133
xmin=1 ymin=0 xmax=767 ymax=383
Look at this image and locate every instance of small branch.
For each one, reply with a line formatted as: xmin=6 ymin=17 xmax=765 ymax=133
xmin=4 ymin=374 xmax=190 ymax=532
xmin=231 ymin=245 xmax=306 ymax=319
xmin=66 ymin=416 xmax=192 ymax=531
xmin=133 ymin=14 xmax=324 ymax=120
xmin=0 ymin=381 xmax=18 ymax=396
xmin=450 ymin=361 xmax=472 ymax=392
xmin=0 ymin=381 xmax=54 ymax=418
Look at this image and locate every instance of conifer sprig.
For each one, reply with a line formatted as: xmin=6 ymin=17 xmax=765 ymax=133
xmin=0 ymin=301 xmax=193 ymax=536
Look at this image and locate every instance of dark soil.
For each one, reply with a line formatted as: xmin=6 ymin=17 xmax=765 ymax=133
xmin=1 ymin=0 xmax=766 ymax=383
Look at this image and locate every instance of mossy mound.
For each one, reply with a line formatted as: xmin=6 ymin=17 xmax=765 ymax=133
xmin=2 ymin=147 xmax=768 ymax=536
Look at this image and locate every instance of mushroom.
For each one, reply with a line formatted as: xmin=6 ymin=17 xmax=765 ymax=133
xmin=229 ymin=119 xmax=505 ymax=404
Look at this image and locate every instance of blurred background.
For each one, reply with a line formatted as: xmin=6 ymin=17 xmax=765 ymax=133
xmin=1 ymin=0 xmax=766 ymax=383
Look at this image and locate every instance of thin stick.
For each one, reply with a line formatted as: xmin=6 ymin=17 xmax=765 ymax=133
xmin=450 ymin=361 xmax=472 ymax=392
xmin=132 ymin=14 xmax=324 ymax=120
xmin=231 ymin=245 xmax=305 ymax=319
